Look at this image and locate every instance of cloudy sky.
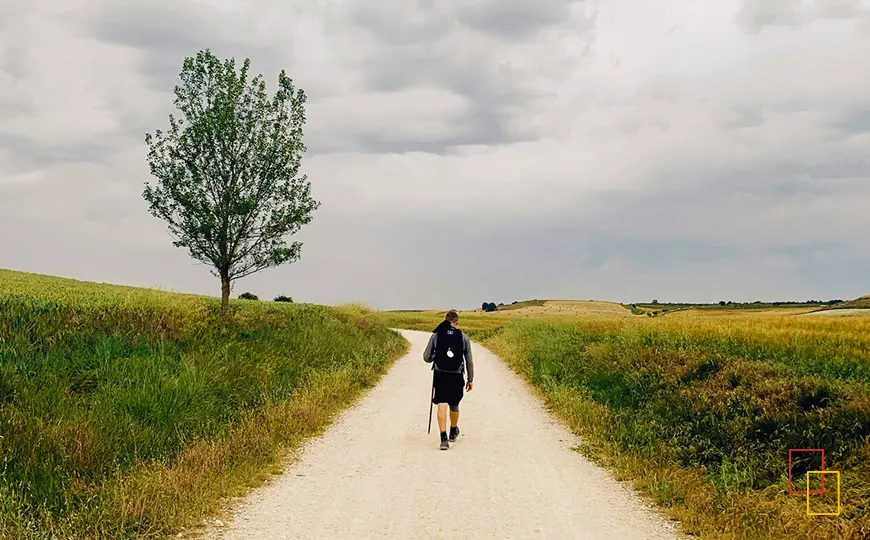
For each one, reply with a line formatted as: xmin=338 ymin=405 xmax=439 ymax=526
xmin=1 ymin=0 xmax=869 ymax=310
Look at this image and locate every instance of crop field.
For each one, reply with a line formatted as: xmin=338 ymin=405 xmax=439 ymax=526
xmin=0 ymin=269 xmax=407 ymax=539
xmin=384 ymin=304 xmax=870 ymax=539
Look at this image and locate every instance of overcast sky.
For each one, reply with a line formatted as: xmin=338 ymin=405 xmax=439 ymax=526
xmin=1 ymin=0 xmax=869 ymax=310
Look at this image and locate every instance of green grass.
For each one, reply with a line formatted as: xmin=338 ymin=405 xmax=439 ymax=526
xmin=386 ymin=309 xmax=870 ymax=539
xmin=494 ymin=299 xmax=546 ymax=311
xmin=825 ymin=296 xmax=870 ymax=310
xmin=622 ymin=304 xmax=646 ymax=315
xmin=0 ymin=269 xmax=408 ymax=539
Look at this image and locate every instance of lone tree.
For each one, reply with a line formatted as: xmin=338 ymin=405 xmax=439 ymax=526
xmin=143 ymin=49 xmax=318 ymax=315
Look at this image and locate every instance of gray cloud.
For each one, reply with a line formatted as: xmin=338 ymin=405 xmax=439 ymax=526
xmin=82 ymin=1 xmax=282 ymax=92
xmin=737 ymin=0 xmax=867 ymax=32
xmin=75 ymin=0 xmax=596 ymax=155
xmin=737 ymin=0 xmax=802 ymax=32
xmin=817 ymin=0 xmax=865 ymax=19
xmin=834 ymin=109 xmax=870 ymax=135
xmin=1 ymin=0 xmax=869 ymax=310
xmin=457 ymin=0 xmax=591 ymax=39
xmin=332 ymin=0 xmax=596 ymax=153
xmin=0 ymin=134 xmax=115 ymax=170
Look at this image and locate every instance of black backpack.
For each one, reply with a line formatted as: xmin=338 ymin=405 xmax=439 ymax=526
xmin=433 ymin=326 xmax=464 ymax=372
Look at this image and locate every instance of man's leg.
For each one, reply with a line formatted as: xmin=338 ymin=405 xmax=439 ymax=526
xmin=437 ymin=403 xmax=449 ymax=449
xmin=448 ymin=405 xmax=460 ymax=442
xmin=448 ymin=374 xmax=463 ymax=442
xmin=437 ymin=403 xmax=449 ymax=433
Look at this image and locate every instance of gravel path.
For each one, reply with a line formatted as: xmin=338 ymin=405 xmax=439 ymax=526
xmin=204 ymin=330 xmax=682 ymax=540
xmin=801 ymin=308 xmax=870 ymax=317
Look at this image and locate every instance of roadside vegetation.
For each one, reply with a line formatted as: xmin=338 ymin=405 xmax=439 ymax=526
xmin=0 ymin=268 xmax=407 ymax=539
xmin=825 ymin=295 xmax=870 ymax=310
xmin=384 ymin=301 xmax=870 ymax=539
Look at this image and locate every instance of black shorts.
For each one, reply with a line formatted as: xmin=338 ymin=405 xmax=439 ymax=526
xmin=432 ymin=370 xmax=464 ymax=407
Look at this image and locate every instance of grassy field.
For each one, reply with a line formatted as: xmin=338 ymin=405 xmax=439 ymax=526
xmin=383 ymin=302 xmax=870 ymax=539
xmin=489 ymin=299 xmax=546 ymax=311
xmin=630 ymin=303 xmax=834 ymax=318
xmin=0 ymin=269 xmax=408 ymax=539
xmin=827 ymin=295 xmax=870 ymax=310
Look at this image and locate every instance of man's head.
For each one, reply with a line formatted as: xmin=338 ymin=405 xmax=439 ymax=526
xmin=445 ymin=310 xmax=459 ymax=326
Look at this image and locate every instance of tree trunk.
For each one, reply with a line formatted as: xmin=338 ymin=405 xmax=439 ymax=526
xmin=220 ymin=274 xmax=231 ymax=316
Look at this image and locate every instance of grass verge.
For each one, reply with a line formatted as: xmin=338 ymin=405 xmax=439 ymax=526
xmin=0 ymin=269 xmax=408 ymax=539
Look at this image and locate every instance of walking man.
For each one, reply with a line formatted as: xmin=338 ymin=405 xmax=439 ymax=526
xmin=424 ymin=310 xmax=474 ymax=450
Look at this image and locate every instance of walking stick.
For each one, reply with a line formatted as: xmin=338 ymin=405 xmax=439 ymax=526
xmin=427 ymin=368 xmax=435 ymax=433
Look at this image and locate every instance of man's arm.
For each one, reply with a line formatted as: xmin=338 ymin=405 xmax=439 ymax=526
xmin=463 ymin=334 xmax=474 ymax=382
xmin=423 ymin=333 xmax=437 ymax=363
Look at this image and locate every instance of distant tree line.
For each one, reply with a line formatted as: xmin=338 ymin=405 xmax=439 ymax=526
xmin=639 ymin=299 xmax=845 ymax=308
xmin=481 ymin=300 xmax=525 ymax=312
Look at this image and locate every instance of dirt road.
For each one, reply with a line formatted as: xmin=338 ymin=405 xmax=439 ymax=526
xmin=205 ymin=330 xmax=682 ymax=540
xmin=801 ymin=308 xmax=870 ymax=317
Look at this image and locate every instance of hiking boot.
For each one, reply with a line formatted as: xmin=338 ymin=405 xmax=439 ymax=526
xmin=440 ymin=439 xmax=449 ymax=450
xmin=448 ymin=426 xmax=460 ymax=442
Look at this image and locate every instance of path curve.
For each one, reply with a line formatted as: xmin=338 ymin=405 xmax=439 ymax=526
xmin=801 ymin=308 xmax=870 ymax=317
xmin=204 ymin=330 xmax=682 ymax=540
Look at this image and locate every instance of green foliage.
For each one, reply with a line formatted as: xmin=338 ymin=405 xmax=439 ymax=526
xmin=384 ymin=308 xmax=870 ymax=537
xmin=238 ymin=291 xmax=258 ymax=300
xmin=143 ymin=49 xmax=319 ymax=310
xmin=623 ymin=303 xmax=645 ymax=315
xmin=273 ymin=295 xmax=293 ymax=303
xmin=479 ymin=319 xmax=870 ymax=537
xmin=0 ymin=269 xmax=405 ymax=538
xmin=826 ymin=295 xmax=870 ymax=310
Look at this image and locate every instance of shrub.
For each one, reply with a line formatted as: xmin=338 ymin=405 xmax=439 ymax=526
xmin=238 ymin=292 xmax=259 ymax=300
xmin=274 ymin=295 xmax=293 ymax=302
